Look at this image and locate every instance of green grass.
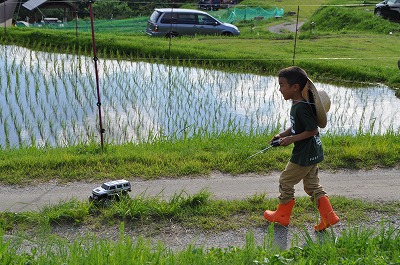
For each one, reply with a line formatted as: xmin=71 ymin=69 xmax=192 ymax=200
xmin=1 ymin=0 xmax=400 ymax=263
xmin=1 ymin=191 xmax=398 ymax=236
xmin=3 ymin=27 xmax=400 ymax=86
xmin=2 ymin=223 xmax=399 ymax=264
xmin=0 ymin=193 xmax=399 ymax=264
xmin=0 ymin=133 xmax=398 ymax=185
xmin=302 ymin=5 xmax=400 ymax=34
xmin=2 ymin=0 xmax=400 ymax=89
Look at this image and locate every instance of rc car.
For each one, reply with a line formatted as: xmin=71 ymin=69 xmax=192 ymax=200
xmin=88 ymin=179 xmax=131 ymax=203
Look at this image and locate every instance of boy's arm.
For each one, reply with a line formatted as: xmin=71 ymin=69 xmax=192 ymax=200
xmin=278 ymin=128 xmax=292 ymax=138
xmin=280 ymin=128 xmax=318 ymax=147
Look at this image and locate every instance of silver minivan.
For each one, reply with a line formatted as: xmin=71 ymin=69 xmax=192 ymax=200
xmin=146 ymin=8 xmax=240 ymax=37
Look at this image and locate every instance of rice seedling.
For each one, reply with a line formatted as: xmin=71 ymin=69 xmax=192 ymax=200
xmin=6 ymin=71 xmax=11 ymax=91
xmin=28 ymin=124 xmax=36 ymax=147
xmin=3 ymin=117 xmax=10 ymax=148
xmin=0 ymin=44 xmax=398 ymax=148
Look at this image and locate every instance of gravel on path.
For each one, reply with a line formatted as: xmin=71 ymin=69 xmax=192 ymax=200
xmin=2 ymin=168 xmax=399 ymax=251
xmin=1 ymin=168 xmax=399 ymax=212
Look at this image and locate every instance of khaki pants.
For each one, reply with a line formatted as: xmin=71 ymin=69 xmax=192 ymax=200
xmin=278 ymin=161 xmax=326 ymax=204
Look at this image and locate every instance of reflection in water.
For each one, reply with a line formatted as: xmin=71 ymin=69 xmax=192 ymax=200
xmin=0 ymin=45 xmax=399 ymax=148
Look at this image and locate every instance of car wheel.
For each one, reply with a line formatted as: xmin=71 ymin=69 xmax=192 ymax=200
xmin=374 ymin=9 xmax=382 ymax=17
xmin=222 ymin=32 xmax=233 ymax=36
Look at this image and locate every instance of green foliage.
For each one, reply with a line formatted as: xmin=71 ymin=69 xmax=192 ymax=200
xmin=2 ymin=226 xmax=399 ymax=264
xmin=1 ymin=193 xmax=397 ymax=233
xmin=92 ymin=0 xmax=134 ymax=20
xmin=1 ymin=0 xmax=399 ymax=263
xmin=302 ymin=6 xmax=400 ymax=34
xmin=98 ymin=190 xmax=213 ymax=222
xmin=0 ymin=134 xmax=398 ymax=184
xmin=0 ymin=196 xmax=399 ymax=264
xmin=40 ymin=199 xmax=90 ymax=225
xmin=322 ymin=134 xmax=400 ymax=169
xmin=284 ymin=224 xmax=400 ymax=264
xmin=3 ymin=19 xmax=400 ymax=88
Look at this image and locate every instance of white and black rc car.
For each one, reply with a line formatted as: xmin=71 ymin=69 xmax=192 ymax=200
xmin=88 ymin=179 xmax=131 ymax=203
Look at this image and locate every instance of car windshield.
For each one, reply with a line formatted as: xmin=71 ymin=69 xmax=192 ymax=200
xmin=101 ymin=184 xmax=110 ymax=190
xmin=199 ymin=14 xmax=217 ymax=25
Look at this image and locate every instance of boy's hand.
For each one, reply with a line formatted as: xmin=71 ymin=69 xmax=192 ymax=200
xmin=280 ymin=135 xmax=294 ymax=146
xmin=270 ymin=134 xmax=281 ymax=144
xmin=269 ymin=134 xmax=281 ymax=147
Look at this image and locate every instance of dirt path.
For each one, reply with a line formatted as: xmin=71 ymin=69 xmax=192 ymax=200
xmin=1 ymin=168 xmax=399 ymax=212
xmin=268 ymin=20 xmax=305 ymax=34
xmin=2 ymin=168 xmax=399 ymax=251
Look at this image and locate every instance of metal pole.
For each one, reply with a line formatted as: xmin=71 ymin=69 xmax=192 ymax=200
xmin=292 ymin=5 xmax=300 ymax=66
xmin=4 ymin=0 xmax=6 ymax=34
xmin=75 ymin=2 xmax=78 ymax=38
xmin=88 ymin=0 xmax=105 ymax=151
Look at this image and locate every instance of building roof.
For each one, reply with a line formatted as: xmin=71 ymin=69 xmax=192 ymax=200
xmin=22 ymin=0 xmax=48 ymax=11
xmin=0 ymin=0 xmax=18 ymax=23
xmin=22 ymin=0 xmax=76 ymax=11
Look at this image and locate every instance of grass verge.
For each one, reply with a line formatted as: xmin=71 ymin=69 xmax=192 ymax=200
xmin=2 ymin=192 xmax=398 ymax=232
xmin=0 ymin=133 xmax=398 ymax=185
xmin=1 ymin=0 xmax=399 ymax=262
xmin=0 ymin=192 xmax=399 ymax=264
xmin=2 ymin=224 xmax=399 ymax=264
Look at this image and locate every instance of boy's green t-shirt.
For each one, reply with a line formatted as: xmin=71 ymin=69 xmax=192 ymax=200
xmin=289 ymin=101 xmax=324 ymax=166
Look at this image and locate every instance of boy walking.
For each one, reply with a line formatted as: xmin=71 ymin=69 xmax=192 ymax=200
xmin=264 ymin=66 xmax=339 ymax=231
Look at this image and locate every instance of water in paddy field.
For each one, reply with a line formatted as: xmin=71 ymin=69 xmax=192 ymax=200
xmin=0 ymin=45 xmax=399 ymax=148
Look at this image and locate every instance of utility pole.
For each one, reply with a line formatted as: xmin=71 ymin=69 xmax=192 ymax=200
xmin=88 ymin=0 xmax=105 ymax=151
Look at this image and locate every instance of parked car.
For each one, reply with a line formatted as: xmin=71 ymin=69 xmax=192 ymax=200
xmin=374 ymin=0 xmax=400 ymax=21
xmin=146 ymin=8 xmax=240 ymax=37
xmin=88 ymin=179 xmax=131 ymax=203
xmin=198 ymin=0 xmax=221 ymax=11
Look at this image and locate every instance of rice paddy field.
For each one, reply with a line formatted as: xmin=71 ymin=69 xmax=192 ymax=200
xmin=0 ymin=45 xmax=399 ymax=149
xmin=1 ymin=0 xmax=400 ymax=263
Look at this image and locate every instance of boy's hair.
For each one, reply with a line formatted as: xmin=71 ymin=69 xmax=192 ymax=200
xmin=278 ymin=66 xmax=308 ymax=90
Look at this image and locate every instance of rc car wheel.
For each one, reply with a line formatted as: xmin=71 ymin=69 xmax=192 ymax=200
xmin=103 ymin=198 xmax=111 ymax=207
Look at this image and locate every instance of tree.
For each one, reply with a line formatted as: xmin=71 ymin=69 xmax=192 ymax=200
xmin=92 ymin=0 xmax=133 ymax=19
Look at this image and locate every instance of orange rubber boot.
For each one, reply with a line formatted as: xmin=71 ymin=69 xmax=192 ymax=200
xmin=314 ymin=196 xmax=340 ymax=231
xmin=264 ymin=199 xmax=295 ymax=226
